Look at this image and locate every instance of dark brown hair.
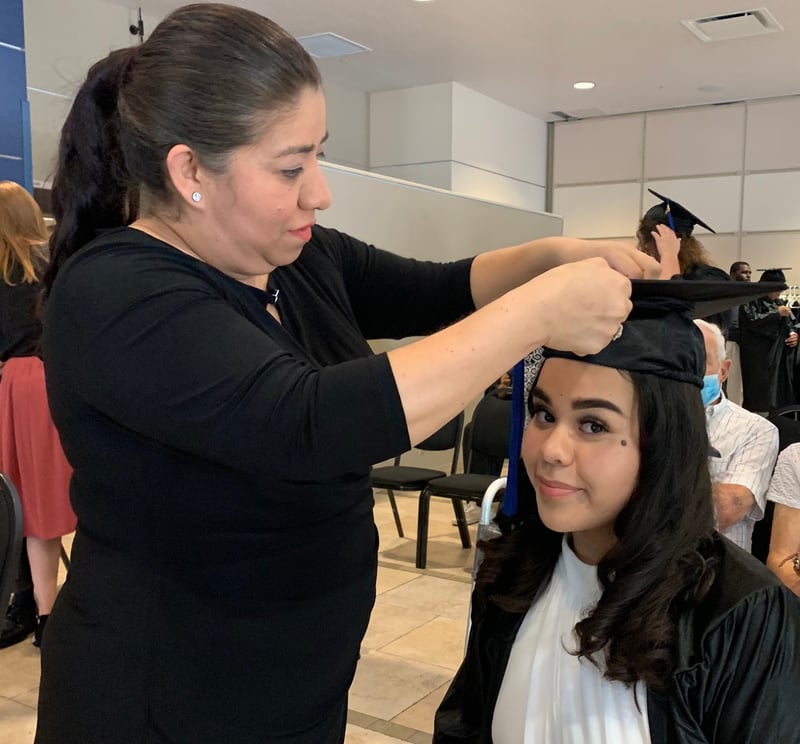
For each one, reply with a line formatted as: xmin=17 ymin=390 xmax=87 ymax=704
xmin=478 ymin=370 xmax=717 ymax=693
xmin=45 ymin=3 xmax=321 ymax=293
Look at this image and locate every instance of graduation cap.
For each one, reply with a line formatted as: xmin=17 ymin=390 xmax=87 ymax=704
xmin=501 ymin=277 xmax=786 ymax=518
xmin=643 ymin=189 xmax=715 ymax=238
xmin=757 ymin=268 xmax=792 ymax=283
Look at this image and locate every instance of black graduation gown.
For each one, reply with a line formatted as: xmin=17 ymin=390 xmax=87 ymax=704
xmin=739 ymin=297 xmax=799 ymax=412
xmin=433 ymin=538 xmax=800 ymax=744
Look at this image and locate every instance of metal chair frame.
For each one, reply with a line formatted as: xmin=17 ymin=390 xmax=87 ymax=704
xmin=415 ymin=394 xmax=511 ymax=568
xmin=370 ymin=412 xmax=464 ymax=537
xmin=0 ymin=472 xmax=23 ymax=615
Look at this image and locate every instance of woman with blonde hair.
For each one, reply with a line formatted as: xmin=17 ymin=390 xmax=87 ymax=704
xmin=0 ymin=181 xmax=74 ymax=647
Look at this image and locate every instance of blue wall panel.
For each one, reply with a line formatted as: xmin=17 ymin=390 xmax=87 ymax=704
xmin=0 ymin=0 xmax=30 ymax=189
xmin=0 ymin=45 xmax=26 ymax=156
xmin=0 ymin=0 xmax=25 ymax=48
xmin=0 ymin=157 xmax=25 ymax=184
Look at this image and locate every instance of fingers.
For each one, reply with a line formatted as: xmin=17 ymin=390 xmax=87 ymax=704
xmin=540 ymin=260 xmax=632 ymax=356
xmin=652 ymin=224 xmax=676 ymax=238
xmin=599 ymin=245 xmax=661 ymax=279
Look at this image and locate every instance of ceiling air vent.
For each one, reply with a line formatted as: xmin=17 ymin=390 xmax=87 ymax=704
xmin=297 ymin=32 xmax=371 ymax=59
xmin=682 ymin=8 xmax=783 ymax=42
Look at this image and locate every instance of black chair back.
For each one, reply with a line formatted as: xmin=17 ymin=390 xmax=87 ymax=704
xmin=372 ymin=411 xmax=465 ymax=538
xmin=0 ymin=472 xmax=23 ymax=614
xmin=771 ymin=404 xmax=800 ymax=422
xmin=418 ymin=411 xmax=465 ymax=475
xmin=467 ymin=394 xmax=512 ymax=466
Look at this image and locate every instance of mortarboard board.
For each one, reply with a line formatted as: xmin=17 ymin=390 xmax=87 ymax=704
xmin=501 ymin=277 xmax=786 ymax=518
xmin=757 ymin=268 xmax=792 ymax=283
xmin=643 ymin=189 xmax=716 ymax=238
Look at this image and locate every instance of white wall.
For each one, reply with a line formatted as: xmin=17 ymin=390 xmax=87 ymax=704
xmin=323 ymin=81 xmax=369 ymax=170
xmin=23 ymin=0 xmax=158 ymax=186
xmin=552 ymin=97 xmax=800 ymax=285
xmin=370 ymin=82 xmax=547 ymax=211
xmin=450 ymin=83 xmax=547 ymax=210
xmin=22 ymin=1 xmax=372 ymax=185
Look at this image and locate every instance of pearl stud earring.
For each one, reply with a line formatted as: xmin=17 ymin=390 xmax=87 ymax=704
xmin=191 ymin=192 xmax=202 ymax=203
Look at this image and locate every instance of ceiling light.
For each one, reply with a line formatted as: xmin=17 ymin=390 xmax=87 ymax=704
xmin=573 ymin=81 xmax=595 ymax=90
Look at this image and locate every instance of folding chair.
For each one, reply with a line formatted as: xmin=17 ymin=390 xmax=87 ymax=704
xmin=370 ymin=412 xmax=464 ymax=537
xmin=415 ymin=394 xmax=511 ymax=568
xmin=0 ymin=472 xmax=23 ymax=615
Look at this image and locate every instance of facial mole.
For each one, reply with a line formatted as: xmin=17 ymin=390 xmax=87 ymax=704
xmin=620 ymin=440 xmax=627 ymax=447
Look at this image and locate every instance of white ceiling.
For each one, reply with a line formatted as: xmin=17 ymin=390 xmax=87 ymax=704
xmin=122 ymin=0 xmax=800 ymax=121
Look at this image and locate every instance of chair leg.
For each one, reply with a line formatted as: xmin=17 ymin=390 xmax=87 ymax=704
xmin=416 ymin=488 xmax=432 ymax=569
xmin=451 ymin=499 xmax=472 ymax=549
xmin=386 ymin=489 xmax=404 ymax=538
xmin=60 ymin=544 xmax=71 ymax=571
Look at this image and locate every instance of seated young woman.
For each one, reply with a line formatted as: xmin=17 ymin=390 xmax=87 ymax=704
xmin=434 ymin=290 xmax=800 ymax=744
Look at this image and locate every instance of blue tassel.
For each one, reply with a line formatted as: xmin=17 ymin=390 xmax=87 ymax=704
xmin=502 ymin=359 xmax=526 ymax=517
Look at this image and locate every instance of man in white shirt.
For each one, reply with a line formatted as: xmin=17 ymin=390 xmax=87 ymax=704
xmin=695 ymin=319 xmax=779 ymax=552
xmin=766 ymin=443 xmax=800 ymax=596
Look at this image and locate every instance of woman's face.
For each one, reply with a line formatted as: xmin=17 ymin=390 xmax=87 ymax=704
xmin=522 ymin=357 xmax=640 ymax=564
xmin=198 ymin=86 xmax=331 ymax=282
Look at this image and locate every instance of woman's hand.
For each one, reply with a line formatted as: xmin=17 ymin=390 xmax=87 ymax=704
xmin=532 ymin=257 xmax=632 ymax=356
xmin=567 ymin=239 xmax=661 ymax=280
xmin=392 ymin=257 xmax=632 ymax=445
xmin=650 ymin=225 xmax=681 ymax=278
xmin=786 ymin=331 xmax=798 ymax=348
xmin=470 ymin=236 xmax=659 ymax=308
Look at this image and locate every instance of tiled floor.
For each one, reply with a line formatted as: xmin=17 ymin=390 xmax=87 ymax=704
xmin=0 ymin=489 xmax=481 ymax=743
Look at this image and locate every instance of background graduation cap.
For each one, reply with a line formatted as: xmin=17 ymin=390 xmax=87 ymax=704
xmin=643 ymin=189 xmax=716 ymax=238
xmin=501 ymin=277 xmax=786 ymax=519
xmin=757 ymin=268 xmax=792 ymax=283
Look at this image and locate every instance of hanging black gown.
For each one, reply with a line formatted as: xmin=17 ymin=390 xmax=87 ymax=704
xmin=739 ymin=297 xmax=800 ymax=412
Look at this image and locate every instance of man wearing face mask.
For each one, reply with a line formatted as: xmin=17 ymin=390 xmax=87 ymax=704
xmin=695 ymin=320 xmax=779 ymax=553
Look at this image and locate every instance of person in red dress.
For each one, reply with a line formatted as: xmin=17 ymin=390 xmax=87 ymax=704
xmin=0 ymin=181 xmax=75 ymax=647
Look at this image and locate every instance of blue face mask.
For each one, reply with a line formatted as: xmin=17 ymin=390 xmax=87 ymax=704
xmin=701 ymin=374 xmax=721 ymax=407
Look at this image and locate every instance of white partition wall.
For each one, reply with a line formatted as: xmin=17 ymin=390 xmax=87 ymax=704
xmin=644 ymin=105 xmax=746 ymax=179
xmin=552 ymin=96 xmax=800 ymax=284
xmin=370 ymin=82 xmax=547 ymax=212
xmin=553 ymin=116 xmax=644 ymax=185
xmin=320 ymin=161 xmax=561 ymax=263
xmin=552 ymin=183 xmax=641 ymax=238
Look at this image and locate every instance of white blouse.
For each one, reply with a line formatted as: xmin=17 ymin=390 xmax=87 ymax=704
xmin=491 ymin=537 xmax=651 ymax=744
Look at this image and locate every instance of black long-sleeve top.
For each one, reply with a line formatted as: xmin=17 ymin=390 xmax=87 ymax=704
xmin=37 ymin=225 xmax=475 ymax=743
xmin=0 ymin=262 xmax=42 ymax=360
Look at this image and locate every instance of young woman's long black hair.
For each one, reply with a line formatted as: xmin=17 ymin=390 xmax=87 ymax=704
xmin=477 ymin=370 xmax=717 ymax=692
